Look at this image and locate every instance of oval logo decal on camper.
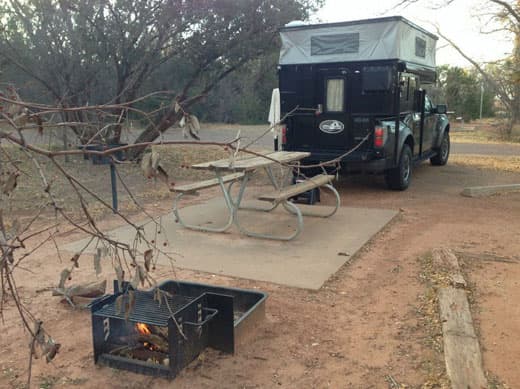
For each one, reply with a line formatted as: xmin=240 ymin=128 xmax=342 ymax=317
xmin=319 ymin=120 xmax=345 ymax=134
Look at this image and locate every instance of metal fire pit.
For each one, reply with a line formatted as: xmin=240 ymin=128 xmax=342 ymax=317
xmin=91 ymin=280 xmax=267 ymax=378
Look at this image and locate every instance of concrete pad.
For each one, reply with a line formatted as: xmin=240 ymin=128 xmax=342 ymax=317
xmin=461 ymin=183 xmax=520 ymax=197
xmin=63 ymin=198 xmax=397 ymax=289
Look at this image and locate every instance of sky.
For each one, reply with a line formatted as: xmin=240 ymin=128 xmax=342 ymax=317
xmin=313 ymin=0 xmax=513 ymax=67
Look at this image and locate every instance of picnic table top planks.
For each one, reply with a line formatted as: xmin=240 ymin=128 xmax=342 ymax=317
xmin=191 ymin=151 xmax=311 ymax=171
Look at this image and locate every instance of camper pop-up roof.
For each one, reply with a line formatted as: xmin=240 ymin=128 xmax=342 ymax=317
xmin=279 ymin=16 xmax=437 ymax=75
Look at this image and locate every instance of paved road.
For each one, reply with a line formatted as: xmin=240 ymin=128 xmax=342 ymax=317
xmin=150 ymin=127 xmax=520 ymax=157
xmin=21 ymin=125 xmax=520 ymax=156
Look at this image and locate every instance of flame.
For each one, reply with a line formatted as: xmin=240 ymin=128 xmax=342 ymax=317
xmin=135 ymin=322 xmax=151 ymax=335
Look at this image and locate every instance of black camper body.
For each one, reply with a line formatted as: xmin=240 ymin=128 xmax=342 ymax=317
xmin=278 ymin=16 xmax=450 ymax=188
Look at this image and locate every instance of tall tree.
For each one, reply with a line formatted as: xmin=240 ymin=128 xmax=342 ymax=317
xmin=0 ymin=0 xmax=322 ymax=149
xmin=435 ymin=65 xmax=495 ymax=120
xmin=396 ymin=0 xmax=520 ymax=133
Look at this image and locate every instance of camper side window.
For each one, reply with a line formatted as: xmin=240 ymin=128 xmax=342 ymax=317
xmin=409 ymin=77 xmax=417 ymax=98
xmin=325 ymin=78 xmax=344 ymax=112
xmin=399 ymin=73 xmax=419 ymax=112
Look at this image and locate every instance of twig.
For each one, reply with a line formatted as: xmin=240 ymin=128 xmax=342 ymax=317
xmin=27 ymin=320 xmax=42 ymax=389
xmin=161 ymin=290 xmax=187 ymax=340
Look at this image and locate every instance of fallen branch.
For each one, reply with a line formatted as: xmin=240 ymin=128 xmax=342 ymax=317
xmin=52 ymin=279 xmax=106 ymax=308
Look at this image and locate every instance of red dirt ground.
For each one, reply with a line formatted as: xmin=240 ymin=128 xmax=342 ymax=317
xmin=1 ymin=160 xmax=520 ymax=388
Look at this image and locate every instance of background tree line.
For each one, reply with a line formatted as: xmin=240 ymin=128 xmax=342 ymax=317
xmin=429 ymin=65 xmax=496 ymax=121
xmin=2 ymin=0 xmax=519 ymax=136
xmin=0 ymin=0 xmax=322 ymax=156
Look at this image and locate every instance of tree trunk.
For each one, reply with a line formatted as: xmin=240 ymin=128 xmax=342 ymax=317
xmin=127 ymin=94 xmax=206 ymax=160
xmin=508 ymin=26 xmax=520 ymax=136
xmin=127 ymin=107 xmax=183 ymax=160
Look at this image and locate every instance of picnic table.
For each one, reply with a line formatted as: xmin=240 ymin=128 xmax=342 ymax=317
xmin=171 ymin=151 xmax=340 ymax=240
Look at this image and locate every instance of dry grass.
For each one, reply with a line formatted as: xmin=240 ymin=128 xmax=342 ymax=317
xmin=416 ymin=252 xmax=451 ymax=389
xmin=450 ymin=154 xmax=520 ymax=173
xmin=450 ymin=119 xmax=520 ymax=144
xmin=0 ymin=145 xmax=230 ymax=217
xmin=1 ymin=142 xmax=280 ymax=222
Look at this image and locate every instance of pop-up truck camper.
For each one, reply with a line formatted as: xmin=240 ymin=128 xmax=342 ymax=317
xmin=276 ymin=16 xmax=450 ymax=190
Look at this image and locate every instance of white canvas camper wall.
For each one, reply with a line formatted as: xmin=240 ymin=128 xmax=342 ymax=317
xmin=279 ymin=16 xmax=437 ymax=71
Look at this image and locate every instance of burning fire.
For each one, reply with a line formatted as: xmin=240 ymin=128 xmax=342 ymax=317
xmin=135 ymin=322 xmax=151 ymax=335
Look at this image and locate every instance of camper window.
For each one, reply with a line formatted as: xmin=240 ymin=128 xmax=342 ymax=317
xmin=311 ymin=33 xmax=359 ymax=56
xmin=362 ymin=66 xmax=392 ymax=93
xmin=399 ymin=74 xmax=419 ymax=112
xmin=415 ymin=37 xmax=426 ymax=58
xmin=325 ymin=78 xmax=344 ymax=112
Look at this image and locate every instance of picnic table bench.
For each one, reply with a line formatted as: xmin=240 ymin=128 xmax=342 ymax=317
xmin=171 ymin=151 xmax=340 ymax=240
xmin=172 ymin=172 xmax=245 ymax=195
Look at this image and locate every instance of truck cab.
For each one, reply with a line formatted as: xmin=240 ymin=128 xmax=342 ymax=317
xmin=278 ymin=16 xmax=450 ymax=190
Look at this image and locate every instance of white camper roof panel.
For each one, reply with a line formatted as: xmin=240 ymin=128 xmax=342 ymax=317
xmin=279 ymin=16 xmax=437 ymax=69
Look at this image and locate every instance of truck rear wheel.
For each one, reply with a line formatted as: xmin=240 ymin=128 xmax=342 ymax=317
xmin=430 ymin=131 xmax=450 ymax=166
xmin=385 ymin=144 xmax=412 ymax=191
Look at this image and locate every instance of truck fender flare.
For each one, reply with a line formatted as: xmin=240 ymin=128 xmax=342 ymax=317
xmin=396 ymin=124 xmax=414 ymax=157
xmin=434 ymin=121 xmax=450 ymax=149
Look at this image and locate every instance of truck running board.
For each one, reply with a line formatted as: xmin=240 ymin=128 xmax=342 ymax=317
xmin=413 ymin=150 xmax=437 ymax=164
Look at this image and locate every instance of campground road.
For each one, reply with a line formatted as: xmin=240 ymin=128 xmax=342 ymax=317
xmin=23 ymin=125 xmax=520 ymax=156
xmin=152 ymin=126 xmax=520 ymax=157
xmin=140 ymin=126 xmax=520 ymax=157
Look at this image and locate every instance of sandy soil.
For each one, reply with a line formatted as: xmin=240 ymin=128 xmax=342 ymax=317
xmin=1 ymin=156 xmax=520 ymax=388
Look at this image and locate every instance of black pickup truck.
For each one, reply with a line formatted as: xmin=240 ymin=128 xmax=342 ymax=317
xmin=278 ymin=16 xmax=450 ymax=190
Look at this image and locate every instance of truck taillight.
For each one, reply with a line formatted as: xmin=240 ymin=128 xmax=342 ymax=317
xmin=281 ymin=126 xmax=287 ymax=144
xmin=374 ymin=126 xmax=386 ymax=148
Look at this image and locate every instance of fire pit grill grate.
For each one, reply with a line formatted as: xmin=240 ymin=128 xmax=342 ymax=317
xmin=93 ymin=291 xmax=195 ymax=326
xmin=91 ymin=280 xmax=267 ymax=378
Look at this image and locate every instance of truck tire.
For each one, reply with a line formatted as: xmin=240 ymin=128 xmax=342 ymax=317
xmin=385 ymin=144 xmax=412 ymax=191
xmin=430 ymin=131 xmax=450 ymax=166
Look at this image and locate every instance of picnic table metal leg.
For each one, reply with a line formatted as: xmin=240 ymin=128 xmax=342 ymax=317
xmin=281 ymin=184 xmax=340 ymax=218
xmin=233 ymin=199 xmax=304 ymax=241
xmin=229 ymin=165 xmax=283 ymax=213
xmin=172 ymin=174 xmax=245 ymax=233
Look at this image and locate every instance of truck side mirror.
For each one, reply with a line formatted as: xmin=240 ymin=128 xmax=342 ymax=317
xmin=435 ymin=104 xmax=447 ymax=114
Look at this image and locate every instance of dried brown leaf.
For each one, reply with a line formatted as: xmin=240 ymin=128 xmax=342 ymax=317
xmin=189 ymin=114 xmax=201 ymax=131
xmin=144 ymin=249 xmax=153 ymax=272
xmin=153 ymin=288 xmax=162 ymax=306
xmin=93 ymin=252 xmax=101 ymax=275
xmin=124 ymin=292 xmax=134 ymax=322
xmin=98 ymin=246 xmax=108 ymax=257
xmin=128 ymin=290 xmax=135 ymax=312
xmin=115 ymin=295 xmax=123 ymax=315
xmin=174 ymin=101 xmax=181 ymax=113
xmin=2 ymin=172 xmax=19 ymax=195
xmin=186 ymin=118 xmax=200 ymax=140
xmin=137 ymin=265 xmax=146 ymax=286
xmin=58 ymin=268 xmax=71 ymax=289
xmin=33 ymin=321 xmax=45 ymax=347
xmin=130 ymin=269 xmax=140 ymax=289
xmin=140 ymin=152 xmax=153 ymax=178
xmin=71 ymin=253 xmax=80 ymax=268
xmin=115 ymin=264 xmax=124 ymax=291
xmin=44 ymin=341 xmax=60 ymax=363
xmin=11 ymin=219 xmax=21 ymax=236
xmin=151 ymin=149 xmax=160 ymax=170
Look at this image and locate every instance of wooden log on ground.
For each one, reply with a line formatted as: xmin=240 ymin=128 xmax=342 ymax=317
xmin=461 ymin=184 xmax=520 ymax=198
xmin=438 ymin=287 xmax=488 ymax=389
xmin=432 ymin=248 xmax=467 ymax=288
xmin=454 ymin=251 xmax=519 ymax=264
xmin=52 ymin=279 xmax=106 ymax=298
